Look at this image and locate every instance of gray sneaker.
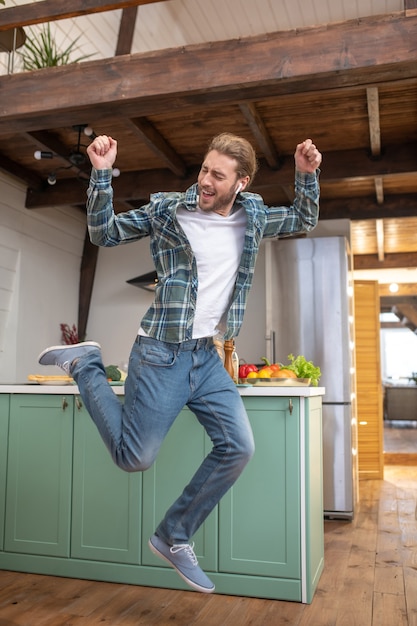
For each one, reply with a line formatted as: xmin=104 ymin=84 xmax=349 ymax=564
xmin=38 ymin=341 xmax=101 ymax=376
xmin=148 ymin=534 xmax=215 ymax=594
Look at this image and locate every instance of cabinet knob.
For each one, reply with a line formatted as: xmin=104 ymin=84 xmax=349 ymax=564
xmin=289 ymin=399 xmax=293 ymax=415
xmin=75 ymin=397 xmax=83 ymax=411
xmin=62 ymin=397 xmax=68 ymax=411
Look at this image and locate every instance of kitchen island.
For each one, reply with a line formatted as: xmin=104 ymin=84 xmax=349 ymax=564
xmin=0 ymin=384 xmax=324 ymax=603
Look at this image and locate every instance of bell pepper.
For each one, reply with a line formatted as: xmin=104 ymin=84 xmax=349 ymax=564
xmin=260 ymin=356 xmax=281 ymax=374
xmin=238 ymin=363 xmax=258 ymax=378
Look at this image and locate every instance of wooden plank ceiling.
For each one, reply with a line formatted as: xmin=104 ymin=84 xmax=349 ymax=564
xmin=0 ymin=1 xmax=417 ymax=287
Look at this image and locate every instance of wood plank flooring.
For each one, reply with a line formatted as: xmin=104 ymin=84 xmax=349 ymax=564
xmin=0 ymin=464 xmax=416 ymax=625
xmin=384 ymin=420 xmax=417 ymax=454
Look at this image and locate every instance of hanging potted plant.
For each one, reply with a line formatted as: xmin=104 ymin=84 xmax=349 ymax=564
xmin=0 ymin=1 xmax=27 ymax=72
xmin=18 ymin=22 xmax=94 ymax=70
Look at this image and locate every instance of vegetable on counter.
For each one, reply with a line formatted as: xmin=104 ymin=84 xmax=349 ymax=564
xmin=105 ymin=365 xmax=127 ymax=382
xmin=238 ymin=362 xmax=258 ymax=378
xmin=286 ymin=354 xmax=321 ymax=386
xmin=238 ymin=354 xmax=321 ymax=386
xmin=258 ymin=357 xmax=285 ymax=378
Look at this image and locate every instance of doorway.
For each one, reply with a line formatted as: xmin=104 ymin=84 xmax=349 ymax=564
xmin=381 ymin=321 xmax=417 ymax=463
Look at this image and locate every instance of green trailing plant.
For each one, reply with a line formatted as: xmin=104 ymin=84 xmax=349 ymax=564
xmin=19 ymin=22 xmax=93 ymax=70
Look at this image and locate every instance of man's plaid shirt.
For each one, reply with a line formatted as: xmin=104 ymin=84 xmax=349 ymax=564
xmin=86 ymin=168 xmax=320 ymax=342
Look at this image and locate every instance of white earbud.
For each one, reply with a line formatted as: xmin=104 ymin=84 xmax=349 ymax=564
xmin=235 ymin=182 xmax=243 ymax=194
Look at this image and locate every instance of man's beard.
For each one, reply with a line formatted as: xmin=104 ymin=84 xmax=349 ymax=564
xmin=198 ymin=186 xmax=236 ymax=214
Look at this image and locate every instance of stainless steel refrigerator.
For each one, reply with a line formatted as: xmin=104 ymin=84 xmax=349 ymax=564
xmin=265 ymin=236 xmax=358 ymax=519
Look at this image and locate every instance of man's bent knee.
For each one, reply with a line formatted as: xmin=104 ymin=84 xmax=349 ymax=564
xmin=113 ymin=450 xmax=156 ymax=473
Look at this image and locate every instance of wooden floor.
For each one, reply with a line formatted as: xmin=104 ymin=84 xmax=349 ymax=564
xmin=0 ymin=464 xmax=416 ymax=626
xmin=384 ymin=420 xmax=417 ymax=454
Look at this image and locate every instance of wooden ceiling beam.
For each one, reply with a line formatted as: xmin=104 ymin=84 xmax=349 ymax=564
xmin=1 ymin=12 xmax=417 ymax=133
xmin=319 ymin=195 xmax=417 ymax=220
xmin=127 ymin=117 xmax=188 ymax=178
xmin=379 ymin=283 xmax=417 ymax=296
xmin=366 ymin=87 xmax=381 ymax=157
xmin=78 ymin=230 xmax=98 ymax=343
xmin=21 ymin=140 xmax=417 ymax=208
xmin=0 ymin=0 xmax=166 ymax=30
xmin=24 ymin=129 xmax=90 ymax=169
xmin=115 ymin=6 xmax=138 ymax=56
xmin=24 ymin=146 xmax=417 ymax=216
xmin=291 ymin=143 xmax=416 ymax=181
xmin=354 ymin=252 xmax=417 ymax=270
xmin=11 ymin=136 xmax=416 ymax=202
xmin=0 ymin=152 xmax=42 ymax=188
xmin=376 ymin=218 xmax=385 ymax=262
xmin=238 ymin=103 xmax=281 ymax=169
xmin=375 ymin=177 xmax=384 ymax=204
xmin=25 ymin=165 xmax=199 ymax=208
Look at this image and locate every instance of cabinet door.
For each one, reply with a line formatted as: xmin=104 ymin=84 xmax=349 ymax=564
xmin=219 ymin=396 xmax=301 ymax=578
xmin=141 ymin=408 xmax=218 ymax=572
xmin=0 ymin=394 xmax=10 ymax=551
xmin=5 ymin=394 xmax=73 ymax=557
xmin=71 ymin=396 xmax=142 ymax=564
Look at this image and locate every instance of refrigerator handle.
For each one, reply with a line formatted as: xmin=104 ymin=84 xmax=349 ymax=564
xmin=265 ymin=329 xmax=276 ymax=364
xmin=264 ymin=240 xmax=275 ymax=364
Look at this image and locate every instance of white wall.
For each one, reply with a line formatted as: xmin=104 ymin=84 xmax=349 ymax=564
xmin=0 ymin=171 xmax=160 ymax=382
xmin=0 ymin=172 xmax=85 ymax=382
xmin=86 ymin=238 xmax=155 ymax=370
xmin=235 ymin=242 xmax=266 ymax=365
xmin=88 ymin=237 xmax=268 ymax=370
xmin=381 ymin=327 xmax=417 ymax=382
xmin=89 ymin=239 xmax=269 ymax=370
xmin=0 ymin=168 xmax=272 ymax=380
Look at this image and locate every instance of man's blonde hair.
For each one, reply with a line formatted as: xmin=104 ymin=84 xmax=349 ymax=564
xmin=206 ymin=133 xmax=258 ymax=186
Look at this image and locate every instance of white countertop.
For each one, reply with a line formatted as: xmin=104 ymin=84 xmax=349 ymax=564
xmin=0 ymin=384 xmax=325 ymax=397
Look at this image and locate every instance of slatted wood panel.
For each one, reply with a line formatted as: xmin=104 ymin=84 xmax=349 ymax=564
xmin=354 ymin=280 xmax=384 ymax=478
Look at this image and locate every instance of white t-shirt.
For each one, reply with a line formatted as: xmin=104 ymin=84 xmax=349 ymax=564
xmin=176 ymin=205 xmax=247 ymax=338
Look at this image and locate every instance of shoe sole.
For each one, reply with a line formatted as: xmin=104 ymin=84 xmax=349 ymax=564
xmin=148 ymin=538 xmax=215 ymax=594
xmin=38 ymin=341 xmax=101 ymax=363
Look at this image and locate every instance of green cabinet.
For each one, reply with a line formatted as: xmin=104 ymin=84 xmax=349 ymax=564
xmin=71 ymin=397 xmax=142 ymax=564
xmin=141 ymin=394 xmax=323 ymax=602
xmin=0 ymin=394 xmax=10 ymax=551
xmin=141 ymin=408 xmax=218 ymax=572
xmin=3 ymin=393 xmax=142 ymax=566
xmin=219 ymin=397 xmax=301 ymax=576
xmin=4 ymin=394 xmax=73 ymax=557
xmin=0 ymin=390 xmax=324 ymax=603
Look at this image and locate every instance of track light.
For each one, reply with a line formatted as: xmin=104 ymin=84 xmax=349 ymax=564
xmin=34 ymin=125 xmax=121 ymax=185
xmin=83 ymin=125 xmax=97 ymax=140
xmin=34 ymin=150 xmax=53 ymax=160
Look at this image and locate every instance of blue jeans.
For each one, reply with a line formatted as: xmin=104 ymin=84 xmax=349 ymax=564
xmin=72 ymin=335 xmax=255 ymax=545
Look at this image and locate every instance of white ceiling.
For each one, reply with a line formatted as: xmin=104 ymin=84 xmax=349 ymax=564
xmin=4 ymin=0 xmax=403 ymax=70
